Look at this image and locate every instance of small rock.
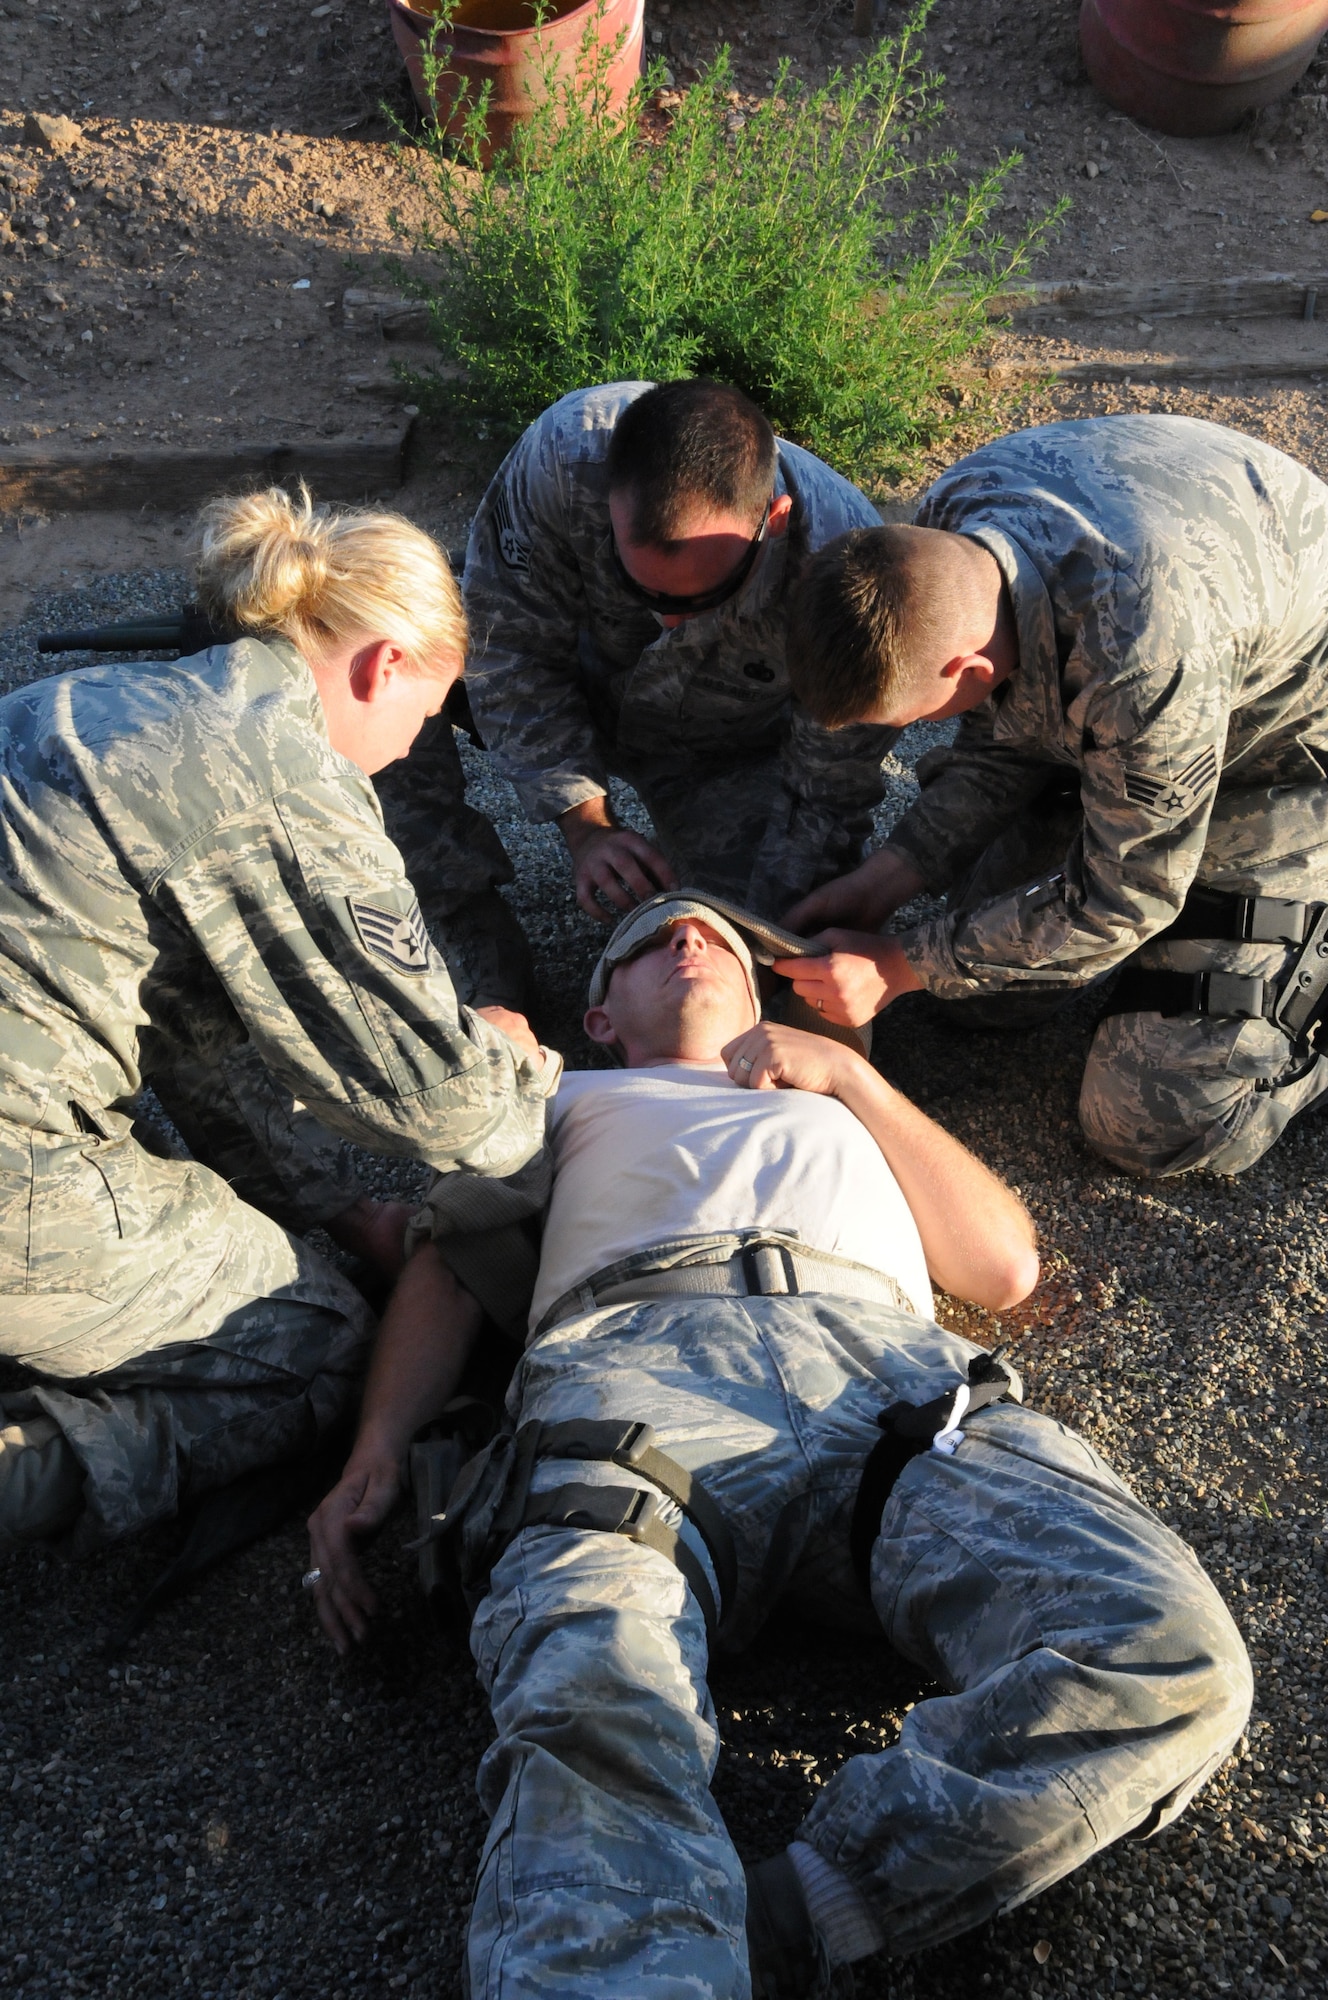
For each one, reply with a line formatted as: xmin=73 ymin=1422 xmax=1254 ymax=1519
xmin=40 ymin=285 xmax=65 ymax=308
xmin=23 ymin=112 xmax=82 ymax=156
xmin=1033 ymin=1939 xmax=1052 ymax=1965
xmin=1083 ymin=159 xmax=1099 ymax=178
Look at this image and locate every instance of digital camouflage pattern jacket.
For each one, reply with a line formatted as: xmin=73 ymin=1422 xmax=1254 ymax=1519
xmin=463 ymin=382 xmax=898 ymax=912
xmin=0 ymin=636 xmax=555 ymax=1169
xmin=890 ymin=415 xmax=1328 ymax=998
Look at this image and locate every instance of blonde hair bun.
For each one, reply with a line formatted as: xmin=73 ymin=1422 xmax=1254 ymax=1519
xmin=194 ymin=483 xmax=467 ymax=679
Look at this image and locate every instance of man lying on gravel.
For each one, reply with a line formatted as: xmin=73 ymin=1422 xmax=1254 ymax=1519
xmin=449 ymin=376 xmax=900 ymax=923
xmin=307 ymin=890 xmax=1252 ymax=2000
xmin=0 ymin=487 xmax=556 ymax=1556
xmin=782 ymin=414 xmax=1328 ymax=1179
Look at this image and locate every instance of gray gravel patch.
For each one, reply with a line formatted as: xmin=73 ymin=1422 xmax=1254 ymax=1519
xmin=2 ymin=578 xmax=1326 ymax=2000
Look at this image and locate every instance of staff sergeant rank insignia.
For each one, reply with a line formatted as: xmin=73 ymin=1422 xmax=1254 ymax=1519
xmin=349 ymin=898 xmax=432 ymax=972
xmin=493 ymin=491 xmax=531 ymax=573
xmin=1123 ymin=744 xmax=1218 ymax=818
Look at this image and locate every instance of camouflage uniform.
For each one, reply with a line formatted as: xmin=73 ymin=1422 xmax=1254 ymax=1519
xmin=885 ymin=415 xmax=1328 ymax=1176
xmin=466 ymin=1287 xmax=1251 ymax=1994
xmin=0 ymin=637 xmax=556 ymax=1549
xmin=459 ymin=382 xmax=899 ymax=916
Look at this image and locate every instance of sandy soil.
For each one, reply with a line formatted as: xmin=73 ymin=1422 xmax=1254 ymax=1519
xmin=2 ymin=0 xmax=1328 ymax=474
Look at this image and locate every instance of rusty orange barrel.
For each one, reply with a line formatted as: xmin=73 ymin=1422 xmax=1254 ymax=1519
xmin=386 ymin=0 xmax=645 ymax=164
xmin=1080 ymin=0 xmax=1328 ymax=135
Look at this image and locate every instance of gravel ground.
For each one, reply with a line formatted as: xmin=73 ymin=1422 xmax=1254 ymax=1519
xmin=2 ymin=570 xmax=1327 ymax=2000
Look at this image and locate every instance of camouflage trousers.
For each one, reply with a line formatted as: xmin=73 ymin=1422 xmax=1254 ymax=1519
xmin=939 ymin=778 xmax=1328 ymax=1175
xmin=466 ymin=1295 xmax=1251 ymax=1995
xmin=0 ymin=1064 xmax=375 ymax=1551
xmin=374 ymin=715 xmax=534 ymax=1013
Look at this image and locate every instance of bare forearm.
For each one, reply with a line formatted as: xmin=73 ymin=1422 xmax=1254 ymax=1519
xmin=832 ymin=1064 xmax=1038 ymax=1311
xmin=353 ymin=1243 xmax=482 ymax=1463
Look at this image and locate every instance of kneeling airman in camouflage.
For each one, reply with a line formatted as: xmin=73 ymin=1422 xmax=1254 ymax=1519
xmin=0 ymin=489 xmax=557 ymax=1552
xmin=781 ymin=415 xmax=1328 ymax=1176
xmin=450 ymin=377 xmax=901 ymax=922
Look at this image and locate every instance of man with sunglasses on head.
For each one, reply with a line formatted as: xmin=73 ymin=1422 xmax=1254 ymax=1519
xmin=461 ymin=379 xmax=900 ymax=921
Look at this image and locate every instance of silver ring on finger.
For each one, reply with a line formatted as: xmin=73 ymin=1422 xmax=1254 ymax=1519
xmin=301 ymin=1568 xmax=323 ymax=1592
xmin=737 ymin=1056 xmax=754 ymax=1072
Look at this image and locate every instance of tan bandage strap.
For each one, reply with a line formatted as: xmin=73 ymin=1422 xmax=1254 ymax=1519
xmin=588 ymin=887 xmax=873 ymax=1058
xmin=407 ymin=1151 xmax=553 ymax=1340
xmin=534 ymin=1228 xmax=916 ymax=1338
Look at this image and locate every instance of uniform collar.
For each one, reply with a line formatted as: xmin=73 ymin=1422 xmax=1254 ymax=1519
xmin=240 ymin=631 xmax=332 ymax=742
xmin=961 ymin=524 xmax=1061 ymax=743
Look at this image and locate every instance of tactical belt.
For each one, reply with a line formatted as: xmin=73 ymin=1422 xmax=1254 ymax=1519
xmin=849 ymin=1351 xmax=1023 ymax=1586
xmin=1101 ymin=893 xmax=1328 ymax=1048
xmin=534 ymin=1230 xmax=917 ymax=1339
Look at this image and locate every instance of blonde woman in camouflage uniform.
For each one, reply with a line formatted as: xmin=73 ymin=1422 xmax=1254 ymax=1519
xmin=0 ymin=489 xmax=558 ymax=1552
xmin=784 ymin=416 xmax=1328 ymax=1177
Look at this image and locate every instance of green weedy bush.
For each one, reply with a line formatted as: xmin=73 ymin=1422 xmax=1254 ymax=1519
xmin=398 ymin=2 xmax=1060 ymax=490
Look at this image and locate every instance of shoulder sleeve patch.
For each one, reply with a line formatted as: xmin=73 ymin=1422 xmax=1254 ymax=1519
xmin=492 ymin=490 xmax=531 ymax=573
xmin=349 ymin=898 xmax=431 ymax=972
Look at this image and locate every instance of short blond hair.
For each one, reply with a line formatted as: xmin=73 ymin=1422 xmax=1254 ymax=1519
xmin=194 ymin=484 xmax=466 ymax=677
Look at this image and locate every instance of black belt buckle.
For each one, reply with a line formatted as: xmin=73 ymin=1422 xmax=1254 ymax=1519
xmin=534 ymin=1481 xmax=656 ymax=1536
xmin=1243 ymin=896 xmax=1308 ymax=945
xmin=1201 ymin=971 xmax=1267 ymax=1021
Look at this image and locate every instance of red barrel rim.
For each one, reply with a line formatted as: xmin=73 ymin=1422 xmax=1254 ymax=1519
xmin=387 ymin=0 xmax=617 ymax=39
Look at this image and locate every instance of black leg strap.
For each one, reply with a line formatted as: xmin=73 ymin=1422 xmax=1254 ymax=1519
xmin=1163 ymin=887 xmax=1317 ymax=946
xmin=522 ymin=1480 xmax=721 ymax=1636
xmin=534 ymin=1417 xmax=739 ymax=1617
xmin=1104 ymin=967 xmax=1273 ymax=1024
xmin=850 ymin=1354 xmax=1022 ymax=1587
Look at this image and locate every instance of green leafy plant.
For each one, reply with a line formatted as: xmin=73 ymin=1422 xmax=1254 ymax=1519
xmin=397 ymin=1 xmax=1063 ymax=489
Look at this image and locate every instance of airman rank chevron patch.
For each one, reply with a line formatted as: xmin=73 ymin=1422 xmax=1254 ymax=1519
xmin=1123 ymin=744 xmax=1218 ymax=817
xmin=493 ymin=491 xmax=531 ymax=573
xmin=349 ymin=899 xmax=431 ymax=972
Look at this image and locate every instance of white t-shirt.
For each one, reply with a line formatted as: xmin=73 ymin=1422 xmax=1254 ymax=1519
xmin=529 ymin=1062 xmax=934 ymax=1334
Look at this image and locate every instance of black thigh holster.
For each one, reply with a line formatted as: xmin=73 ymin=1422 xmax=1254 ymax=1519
xmin=1102 ymin=890 xmax=1328 ymax=1053
xmin=412 ymin=1417 xmax=738 ymax=1638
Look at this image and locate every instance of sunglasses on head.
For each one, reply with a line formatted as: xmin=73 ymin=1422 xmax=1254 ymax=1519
xmin=611 ymin=497 xmax=774 ymax=617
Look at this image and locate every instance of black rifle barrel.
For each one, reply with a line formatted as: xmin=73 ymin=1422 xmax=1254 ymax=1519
xmin=34 ymin=604 xmax=485 ymax=745
xmin=37 ymin=620 xmax=190 ymax=655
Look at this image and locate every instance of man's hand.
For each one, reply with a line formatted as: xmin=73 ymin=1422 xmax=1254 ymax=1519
xmin=474 ymin=1004 xmax=541 ymax=1059
xmin=722 ymin=1022 xmax=861 ymax=1096
xmin=306 ymin=1450 xmax=403 ymax=1656
xmin=784 ymin=847 xmax=928 ymax=934
xmin=772 ymin=930 xmax=924 ymax=1026
xmin=559 ymin=797 xmax=677 ymax=919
